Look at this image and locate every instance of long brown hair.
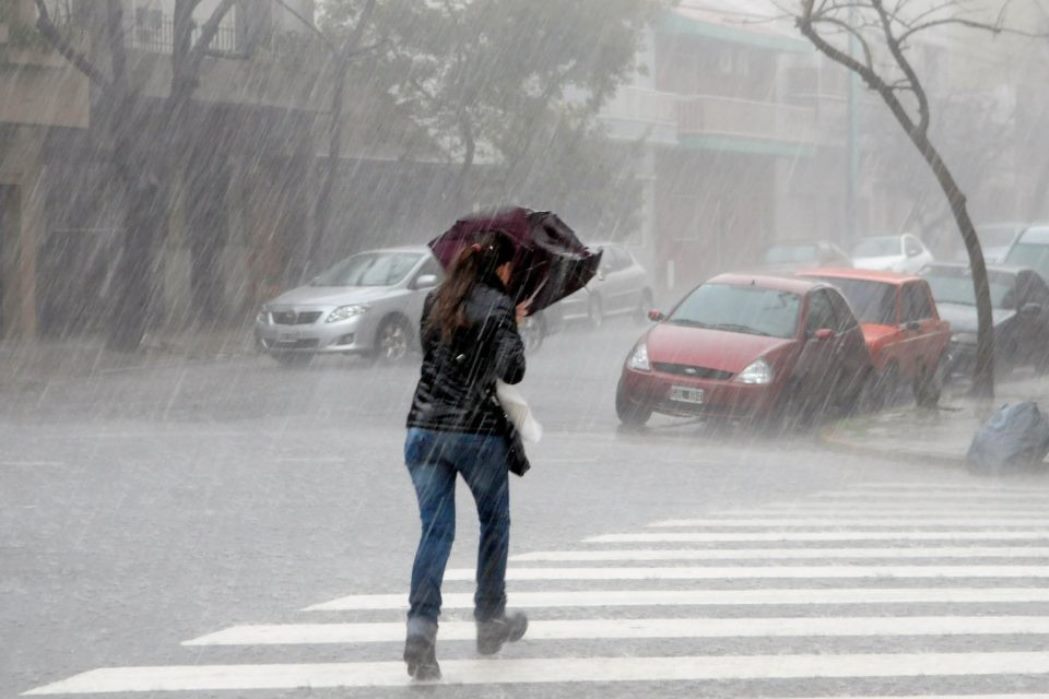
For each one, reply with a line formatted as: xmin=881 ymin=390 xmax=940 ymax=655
xmin=428 ymin=230 xmax=516 ymax=342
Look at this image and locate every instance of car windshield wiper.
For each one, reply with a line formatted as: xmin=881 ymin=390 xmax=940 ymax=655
xmin=668 ymin=318 xmax=711 ymax=328
xmin=711 ymin=323 xmax=772 ymax=337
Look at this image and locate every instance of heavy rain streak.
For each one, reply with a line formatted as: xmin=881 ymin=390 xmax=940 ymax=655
xmin=5 ymin=0 xmax=1049 ymax=696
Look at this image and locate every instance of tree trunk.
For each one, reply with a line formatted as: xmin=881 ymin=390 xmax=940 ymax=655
xmin=305 ymin=0 xmax=377 ymax=280
xmin=907 ymin=131 xmax=995 ymax=397
xmin=306 ymin=54 xmax=348 ymax=281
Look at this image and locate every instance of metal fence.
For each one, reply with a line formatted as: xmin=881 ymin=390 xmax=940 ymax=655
xmin=127 ymin=14 xmax=240 ymax=57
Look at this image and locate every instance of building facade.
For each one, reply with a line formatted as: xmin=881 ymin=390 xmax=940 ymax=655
xmin=0 ymin=0 xmax=324 ymax=340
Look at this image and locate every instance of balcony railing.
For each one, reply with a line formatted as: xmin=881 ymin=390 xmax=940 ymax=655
xmin=601 ymin=86 xmax=677 ymax=126
xmin=677 ymin=94 xmax=818 ymax=144
xmin=127 ymin=16 xmax=241 ymax=56
xmin=601 ymin=86 xmax=832 ymax=146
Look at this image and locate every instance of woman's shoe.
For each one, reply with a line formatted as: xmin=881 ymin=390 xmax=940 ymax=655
xmin=476 ymin=611 xmax=528 ymax=655
xmin=404 ymin=620 xmax=441 ymax=680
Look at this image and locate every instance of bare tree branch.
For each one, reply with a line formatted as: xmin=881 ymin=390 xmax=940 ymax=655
xmin=33 ymin=0 xmax=111 ymax=88
xmin=871 ymin=0 xmax=929 ymax=134
xmin=809 ymin=13 xmax=875 ymax=69
xmin=106 ymin=0 xmax=128 ymax=90
xmin=272 ymin=0 xmax=338 ymax=52
xmin=187 ymin=0 xmax=238 ymax=73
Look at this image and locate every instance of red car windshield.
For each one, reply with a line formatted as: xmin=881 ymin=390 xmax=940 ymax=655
xmin=668 ymin=284 xmax=800 ymax=339
xmin=812 ymin=277 xmax=896 ymax=325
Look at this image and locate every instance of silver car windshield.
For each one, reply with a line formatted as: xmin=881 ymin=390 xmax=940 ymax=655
xmin=764 ymin=243 xmax=818 ymax=265
xmin=311 ymin=252 xmax=422 ymax=287
xmin=852 ymin=236 xmax=900 ymax=258
xmin=668 ymin=284 xmax=800 ymax=339
xmin=925 ymin=269 xmax=1015 ymax=309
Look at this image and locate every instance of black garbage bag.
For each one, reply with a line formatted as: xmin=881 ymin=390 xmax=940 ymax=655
xmin=966 ymin=401 xmax=1049 ymax=474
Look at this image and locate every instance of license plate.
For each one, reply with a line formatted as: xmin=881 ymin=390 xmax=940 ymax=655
xmin=278 ymin=332 xmax=298 ymax=343
xmin=670 ymin=385 xmax=705 ymax=404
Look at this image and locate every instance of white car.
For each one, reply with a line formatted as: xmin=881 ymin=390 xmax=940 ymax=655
xmin=254 ymin=246 xmax=441 ymax=366
xmin=851 ymin=234 xmax=934 ymax=274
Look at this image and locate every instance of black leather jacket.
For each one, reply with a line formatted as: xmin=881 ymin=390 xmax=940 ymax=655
xmin=406 ymin=276 xmax=526 ymax=435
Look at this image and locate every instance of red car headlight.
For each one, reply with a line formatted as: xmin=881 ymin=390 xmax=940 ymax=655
xmin=736 ymin=358 xmax=774 ymax=385
xmin=627 ymin=341 xmax=651 ymax=372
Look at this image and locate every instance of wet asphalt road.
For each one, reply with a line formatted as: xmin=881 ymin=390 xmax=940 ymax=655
xmin=4 ymin=318 xmax=1049 ymax=697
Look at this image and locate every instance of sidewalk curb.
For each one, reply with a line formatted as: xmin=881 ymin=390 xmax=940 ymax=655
xmin=818 ymin=424 xmax=965 ymax=469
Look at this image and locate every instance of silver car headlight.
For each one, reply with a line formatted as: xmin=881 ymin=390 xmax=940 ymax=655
xmin=736 ymin=358 xmax=773 ymax=385
xmin=326 ymin=305 xmax=369 ymax=323
xmin=627 ymin=341 xmax=651 ymax=372
xmin=256 ymin=309 xmax=270 ymax=324
xmin=951 ymin=332 xmax=977 ymax=345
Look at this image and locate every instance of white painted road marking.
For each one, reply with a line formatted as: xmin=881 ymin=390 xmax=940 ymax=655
xmin=847 ymin=483 xmax=1049 ymax=492
xmin=651 ymin=518 xmax=1049 ymax=527
xmin=810 ymin=491 xmax=1047 ymax=501
xmin=0 ymin=461 xmax=66 ymax=467
xmin=444 ymin=564 xmax=1049 ymax=581
xmin=513 ymin=547 xmax=1049 ymax=562
xmin=726 ymin=507 xmax=1049 ymax=516
xmin=184 ymin=615 xmax=1049 ymax=646
xmin=587 ymin=530 xmax=1049 ymax=543
xmin=307 ymin=587 xmax=1049 ymax=612
xmin=23 ymin=651 xmax=1049 ymax=694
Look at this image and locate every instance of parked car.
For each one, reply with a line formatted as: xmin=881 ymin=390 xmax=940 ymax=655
xmin=921 ymin=263 xmax=1049 ymax=378
xmin=255 ymin=246 xmax=442 ymax=366
xmin=797 ymin=268 xmax=951 ymax=406
xmin=560 ymin=241 xmax=652 ymax=326
xmin=615 ymin=273 xmax=871 ymax=427
xmin=759 ymin=239 xmax=851 ymax=269
xmin=1003 ymin=224 xmax=1049 ymax=282
xmin=951 ymin=223 xmax=1028 ymax=264
xmin=852 ymin=234 xmax=934 ymax=274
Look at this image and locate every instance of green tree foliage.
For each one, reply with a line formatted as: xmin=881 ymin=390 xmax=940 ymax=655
xmin=320 ymin=0 xmax=659 ymax=234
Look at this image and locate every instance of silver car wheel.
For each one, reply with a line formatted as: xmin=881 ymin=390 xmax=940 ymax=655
xmin=378 ymin=318 xmax=409 ymax=362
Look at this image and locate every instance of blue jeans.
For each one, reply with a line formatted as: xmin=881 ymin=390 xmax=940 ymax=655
xmin=405 ymin=427 xmax=510 ymax=624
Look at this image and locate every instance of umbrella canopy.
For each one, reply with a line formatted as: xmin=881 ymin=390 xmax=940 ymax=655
xmin=428 ymin=207 xmax=602 ymax=314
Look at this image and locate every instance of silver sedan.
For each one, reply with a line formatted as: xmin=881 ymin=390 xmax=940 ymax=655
xmin=254 ymin=247 xmax=441 ymax=366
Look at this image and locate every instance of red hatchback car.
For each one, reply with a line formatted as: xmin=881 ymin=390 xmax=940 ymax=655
xmin=797 ymin=268 xmax=950 ymax=406
xmin=616 ymin=273 xmax=872 ymax=426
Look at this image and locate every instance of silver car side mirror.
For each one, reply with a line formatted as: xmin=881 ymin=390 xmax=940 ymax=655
xmin=414 ymin=274 xmax=439 ymax=290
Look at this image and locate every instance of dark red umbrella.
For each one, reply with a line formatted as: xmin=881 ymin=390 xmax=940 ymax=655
xmin=428 ymin=207 xmax=602 ymax=314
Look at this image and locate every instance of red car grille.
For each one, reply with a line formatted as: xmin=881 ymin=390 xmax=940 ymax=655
xmin=652 ymin=362 xmax=734 ymax=381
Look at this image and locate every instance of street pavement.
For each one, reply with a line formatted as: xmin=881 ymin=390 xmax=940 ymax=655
xmin=823 ymin=368 xmax=1049 ymax=467
xmin=5 ymin=319 xmax=1049 ymax=697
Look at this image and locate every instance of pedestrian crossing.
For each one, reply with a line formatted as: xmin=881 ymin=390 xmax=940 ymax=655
xmin=25 ymin=480 xmax=1049 ymax=696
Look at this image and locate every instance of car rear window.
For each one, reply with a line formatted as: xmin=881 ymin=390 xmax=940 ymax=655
xmin=668 ymin=284 xmax=800 ymax=339
xmin=812 ymin=277 xmax=897 ymax=325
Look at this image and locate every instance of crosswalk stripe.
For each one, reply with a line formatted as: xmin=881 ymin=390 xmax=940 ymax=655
xmin=810 ymin=492 xmax=1046 ymax=501
xmin=848 ymin=483 xmax=1049 ymax=492
xmin=306 ymin=587 xmax=1049 ymax=612
xmin=651 ymin=518 xmax=1049 ymax=527
xmin=23 ymin=651 xmax=1049 ymax=694
xmin=727 ymin=507 xmax=1048 ymax=515
xmin=587 ymin=531 xmax=1049 ymax=543
xmin=444 ymin=565 xmax=1049 ymax=581
xmin=512 ymin=547 xmax=1049 ymax=562
xmin=183 ymin=615 xmax=1049 ymax=646
xmin=788 ymin=692 xmax=1049 ymax=696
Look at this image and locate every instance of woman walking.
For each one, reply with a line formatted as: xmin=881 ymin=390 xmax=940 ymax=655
xmin=403 ymin=230 xmax=529 ymax=680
